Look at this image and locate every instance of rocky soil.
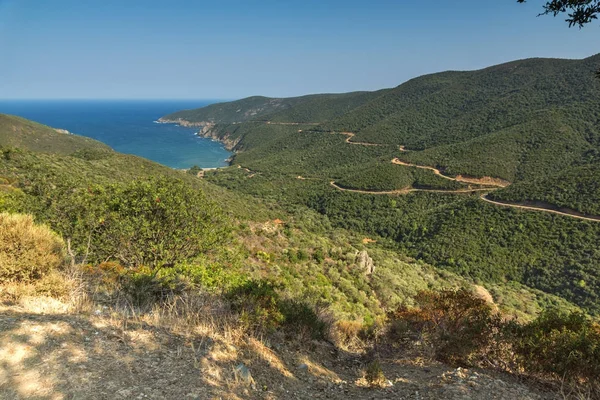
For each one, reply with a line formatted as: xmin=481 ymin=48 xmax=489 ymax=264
xmin=0 ymin=298 xmax=557 ymax=400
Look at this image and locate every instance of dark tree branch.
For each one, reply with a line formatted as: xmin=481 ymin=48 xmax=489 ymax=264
xmin=517 ymin=0 xmax=600 ymax=28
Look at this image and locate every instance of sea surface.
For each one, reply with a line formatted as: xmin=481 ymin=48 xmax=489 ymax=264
xmin=0 ymin=100 xmax=232 ymax=169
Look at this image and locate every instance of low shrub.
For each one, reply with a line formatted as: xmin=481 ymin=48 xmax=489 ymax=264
xmin=279 ymin=299 xmax=327 ymax=339
xmin=389 ymin=289 xmax=600 ymax=391
xmin=511 ymin=310 xmax=600 ymax=385
xmin=227 ymin=280 xmax=284 ymax=332
xmin=0 ymin=213 xmax=65 ymax=283
xmin=227 ymin=280 xmax=328 ymax=338
xmin=390 ymin=288 xmax=502 ymax=365
xmin=333 ymin=319 xmax=366 ymax=348
xmin=365 ymin=359 xmax=386 ymax=387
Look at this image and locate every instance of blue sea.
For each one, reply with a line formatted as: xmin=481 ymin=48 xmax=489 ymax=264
xmin=0 ymin=100 xmax=232 ymax=169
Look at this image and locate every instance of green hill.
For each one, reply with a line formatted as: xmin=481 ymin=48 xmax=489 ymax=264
xmin=1 ymin=114 xmax=597 ymax=397
xmin=0 ymin=113 xmax=580 ymax=320
xmin=160 ymin=91 xmax=384 ymax=125
xmin=0 ymin=114 xmax=112 ymax=156
xmin=163 ymin=54 xmax=600 ymax=314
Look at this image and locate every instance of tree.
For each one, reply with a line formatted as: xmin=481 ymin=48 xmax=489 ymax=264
xmin=518 ymin=0 xmax=600 ymax=28
xmin=47 ymin=177 xmax=230 ymax=268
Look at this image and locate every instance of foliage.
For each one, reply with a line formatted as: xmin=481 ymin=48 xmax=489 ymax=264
xmin=187 ymin=165 xmax=202 ymax=176
xmin=0 ymin=213 xmax=65 ymax=283
xmin=390 ymin=289 xmax=502 ymax=365
xmin=279 ymin=300 xmax=327 ymax=339
xmin=518 ymin=0 xmax=600 ymax=28
xmin=389 ymin=288 xmax=600 ymax=389
xmin=190 ymin=55 xmax=600 ymax=319
xmin=304 ymin=189 xmax=600 ymax=313
xmin=510 ymin=309 xmax=600 ymax=384
xmin=364 ymin=360 xmax=386 ymax=387
xmin=32 ymin=176 xmax=229 ymax=268
xmin=490 ymin=162 xmax=600 ymax=215
xmin=336 ymin=160 xmax=463 ymax=191
xmin=226 ymin=279 xmax=329 ymax=338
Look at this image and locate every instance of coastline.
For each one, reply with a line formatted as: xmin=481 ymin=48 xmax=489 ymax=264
xmin=157 ymin=117 xmax=240 ymax=153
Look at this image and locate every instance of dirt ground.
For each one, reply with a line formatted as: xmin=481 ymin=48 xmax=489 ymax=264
xmin=0 ymin=297 xmax=557 ymax=400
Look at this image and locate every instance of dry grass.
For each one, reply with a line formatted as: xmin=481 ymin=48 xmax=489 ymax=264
xmin=0 ymin=213 xmax=65 ymax=283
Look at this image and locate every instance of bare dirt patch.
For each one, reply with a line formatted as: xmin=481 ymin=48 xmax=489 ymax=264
xmin=0 ymin=297 xmax=553 ymax=400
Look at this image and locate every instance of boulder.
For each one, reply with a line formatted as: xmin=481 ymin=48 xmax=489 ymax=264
xmin=357 ymin=250 xmax=375 ymax=275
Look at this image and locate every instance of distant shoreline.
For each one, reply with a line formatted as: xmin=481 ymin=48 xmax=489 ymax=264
xmin=157 ymin=117 xmax=239 ymax=156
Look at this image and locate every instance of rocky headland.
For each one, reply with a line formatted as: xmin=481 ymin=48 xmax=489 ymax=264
xmin=157 ymin=118 xmax=240 ymax=151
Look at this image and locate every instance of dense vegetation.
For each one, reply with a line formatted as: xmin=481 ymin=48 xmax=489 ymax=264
xmin=172 ymin=55 xmax=600 ymax=216
xmin=2 ymin=112 xmax=599 ymax=394
xmin=1 ymin=113 xmax=581 ymax=319
xmin=161 ymin=91 xmax=384 ymax=124
xmin=162 ymin=55 xmax=600 ymax=317
xmin=490 ymin=162 xmax=600 ymax=216
xmin=0 ymin=213 xmax=64 ymax=283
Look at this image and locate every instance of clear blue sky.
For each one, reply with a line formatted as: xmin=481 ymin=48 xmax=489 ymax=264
xmin=0 ymin=0 xmax=597 ymax=99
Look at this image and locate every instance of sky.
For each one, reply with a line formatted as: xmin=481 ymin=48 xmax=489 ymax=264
xmin=0 ymin=0 xmax=598 ymax=100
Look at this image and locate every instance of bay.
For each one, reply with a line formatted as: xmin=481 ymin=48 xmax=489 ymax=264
xmin=0 ymin=99 xmax=232 ymax=169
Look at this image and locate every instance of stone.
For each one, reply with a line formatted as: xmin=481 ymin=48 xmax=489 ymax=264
xmin=234 ymin=363 xmax=254 ymax=385
xmin=298 ymin=363 xmax=309 ymax=371
xmin=357 ymin=250 xmax=375 ymax=275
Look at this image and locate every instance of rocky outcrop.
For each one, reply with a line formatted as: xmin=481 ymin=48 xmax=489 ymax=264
xmin=158 ymin=118 xmax=240 ymax=152
xmin=357 ymin=250 xmax=375 ymax=275
xmin=156 ymin=117 xmax=208 ymax=128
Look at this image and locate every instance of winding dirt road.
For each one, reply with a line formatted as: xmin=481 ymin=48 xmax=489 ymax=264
xmin=480 ymin=195 xmax=600 ymax=222
xmin=325 ymin=131 xmax=599 ymax=222
xmin=336 ymin=132 xmax=383 ymax=146
xmin=330 ymin=181 xmax=492 ymax=195
xmin=236 ymin=127 xmax=600 ymax=222
xmin=391 ymin=158 xmax=510 ymax=188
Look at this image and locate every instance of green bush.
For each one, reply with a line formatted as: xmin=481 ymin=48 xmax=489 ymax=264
xmin=227 ymin=280 xmax=327 ymax=338
xmin=227 ymin=280 xmax=284 ymax=332
xmin=47 ymin=177 xmax=230 ymax=268
xmin=279 ymin=299 xmax=327 ymax=339
xmin=511 ymin=310 xmax=600 ymax=384
xmin=187 ymin=165 xmax=202 ymax=176
xmin=365 ymin=359 xmax=386 ymax=387
xmin=0 ymin=213 xmax=65 ymax=283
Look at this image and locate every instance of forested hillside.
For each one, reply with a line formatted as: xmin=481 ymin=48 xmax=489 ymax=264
xmin=164 ymin=54 xmax=600 ymax=316
xmin=1 ymin=112 xmax=598 ymax=397
xmin=160 ymin=91 xmax=384 ymax=125
xmin=3 ymin=114 xmax=569 ymax=321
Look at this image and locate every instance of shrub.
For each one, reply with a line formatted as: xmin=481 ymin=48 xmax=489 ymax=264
xmin=256 ymin=250 xmax=273 ymax=263
xmin=227 ymin=280 xmax=284 ymax=333
xmin=511 ymin=310 xmax=600 ymax=385
xmin=279 ymin=300 xmax=327 ymax=339
xmin=390 ymin=288 xmax=502 ymax=365
xmin=227 ymin=280 xmax=327 ymax=338
xmin=46 ymin=177 xmax=230 ymax=268
xmin=119 ymin=265 xmax=174 ymax=306
xmin=0 ymin=213 xmax=65 ymax=283
xmin=187 ymin=165 xmax=202 ymax=176
xmin=297 ymin=249 xmax=309 ymax=261
xmin=365 ymin=360 xmax=386 ymax=387
xmin=333 ymin=319 xmax=366 ymax=348
xmin=313 ymin=248 xmax=325 ymax=263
